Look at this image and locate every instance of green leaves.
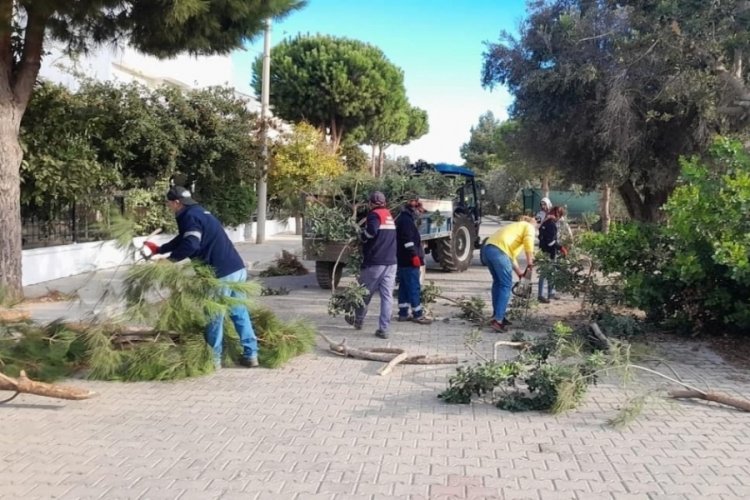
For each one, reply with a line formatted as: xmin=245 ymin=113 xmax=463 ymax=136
xmin=252 ymin=34 xmax=411 ymax=150
xmin=580 ymin=137 xmax=750 ymax=333
xmin=481 ymin=0 xmax=750 ymax=221
xmin=21 ymin=80 xmax=261 ymax=229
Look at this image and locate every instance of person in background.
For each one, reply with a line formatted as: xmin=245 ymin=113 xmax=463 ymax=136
xmin=535 ymin=197 xmax=552 ymax=224
xmin=480 ymin=216 xmax=536 ymax=332
xmin=346 ymin=191 xmax=398 ymax=339
xmin=538 ymin=206 xmax=568 ymax=303
xmin=395 ymin=198 xmax=432 ymax=325
xmin=142 ymin=185 xmax=259 ymax=368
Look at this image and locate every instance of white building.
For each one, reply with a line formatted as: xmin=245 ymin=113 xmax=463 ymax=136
xmin=40 ymin=42 xmax=252 ymax=100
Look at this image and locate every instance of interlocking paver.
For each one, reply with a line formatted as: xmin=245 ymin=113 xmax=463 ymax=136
xmin=4 ymin=229 xmax=750 ymax=499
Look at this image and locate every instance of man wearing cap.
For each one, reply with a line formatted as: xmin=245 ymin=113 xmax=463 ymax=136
xmin=142 ymin=185 xmax=259 ymax=368
xmin=347 ymin=191 xmax=397 ymax=339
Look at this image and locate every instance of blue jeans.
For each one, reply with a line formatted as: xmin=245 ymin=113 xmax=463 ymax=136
xmin=205 ymin=268 xmax=258 ymax=365
xmin=481 ymin=244 xmax=512 ymax=322
xmin=538 ymin=263 xmax=556 ymax=300
xmin=397 ymin=266 xmax=424 ymax=319
xmin=356 ymin=264 xmax=397 ymax=332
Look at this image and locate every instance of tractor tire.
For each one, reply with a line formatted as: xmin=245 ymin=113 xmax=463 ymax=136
xmin=434 ymin=214 xmax=475 ymax=272
xmin=315 ymin=261 xmax=343 ymax=290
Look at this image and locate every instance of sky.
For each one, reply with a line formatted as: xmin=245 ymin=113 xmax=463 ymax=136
xmin=231 ymin=0 xmax=528 ymax=165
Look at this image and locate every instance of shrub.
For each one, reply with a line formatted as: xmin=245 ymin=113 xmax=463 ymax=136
xmin=580 ymin=137 xmax=750 ymax=334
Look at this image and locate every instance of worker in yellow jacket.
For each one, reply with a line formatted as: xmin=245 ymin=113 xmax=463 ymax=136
xmin=480 ymin=216 xmax=536 ymax=332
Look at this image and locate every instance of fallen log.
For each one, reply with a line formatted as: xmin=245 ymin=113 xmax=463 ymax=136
xmin=589 ymin=322 xmax=611 ymax=351
xmin=319 ymin=333 xmax=458 ymax=372
xmin=0 ymin=308 xmax=31 ymax=323
xmin=0 ymin=371 xmax=95 ymax=401
xmin=668 ymin=389 xmax=750 ymax=412
xmin=378 ymin=352 xmax=409 ymax=376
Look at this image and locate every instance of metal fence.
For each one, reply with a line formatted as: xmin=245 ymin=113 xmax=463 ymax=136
xmin=21 ymin=198 xmax=124 ymax=250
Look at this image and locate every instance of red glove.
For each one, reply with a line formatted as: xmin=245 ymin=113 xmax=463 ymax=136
xmin=560 ymin=246 xmax=568 ymax=258
xmin=143 ymin=241 xmax=160 ymax=254
xmin=411 ymin=255 xmax=422 ymax=268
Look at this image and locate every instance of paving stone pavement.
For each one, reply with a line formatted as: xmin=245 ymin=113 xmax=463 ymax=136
xmin=3 ymin=230 xmax=750 ymax=500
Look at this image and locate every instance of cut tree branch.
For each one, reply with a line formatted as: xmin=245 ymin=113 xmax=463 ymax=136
xmin=0 ymin=370 xmax=95 ymax=401
xmin=318 ymin=333 xmax=458 ymax=373
xmin=589 ymin=328 xmax=750 ymax=414
xmin=668 ymin=389 xmax=750 ymax=412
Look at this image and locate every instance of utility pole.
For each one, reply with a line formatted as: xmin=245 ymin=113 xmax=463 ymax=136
xmin=256 ymin=17 xmax=272 ymax=244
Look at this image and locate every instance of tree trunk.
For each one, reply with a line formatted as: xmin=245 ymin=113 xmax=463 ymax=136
xmin=377 ymin=145 xmax=385 ymax=177
xmin=617 ymin=180 xmax=670 ymax=223
xmin=600 ymin=183 xmax=611 ymax=233
xmin=295 ymin=214 xmax=303 ymax=235
xmin=541 ymin=173 xmax=550 ymax=198
xmin=0 ymin=104 xmax=24 ymax=301
xmin=370 ymin=145 xmax=377 ymax=176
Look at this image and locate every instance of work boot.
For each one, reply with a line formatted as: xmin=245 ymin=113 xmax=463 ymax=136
xmin=375 ymin=329 xmax=390 ymax=339
xmin=489 ymin=319 xmax=506 ymax=332
xmin=239 ymin=356 xmax=259 ymax=368
xmin=397 ymin=315 xmax=412 ymax=322
xmin=411 ymin=315 xmax=433 ymax=325
xmin=538 ymin=297 xmax=550 ymax=304
xmin=345 ymin=314 xmax=362 ymax=330
xmin=502 ymin=317 xmax=513 ymax=327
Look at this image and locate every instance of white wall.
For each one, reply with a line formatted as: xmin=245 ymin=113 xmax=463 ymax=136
xmin=21 ymin=219 xmax=297 ymax=286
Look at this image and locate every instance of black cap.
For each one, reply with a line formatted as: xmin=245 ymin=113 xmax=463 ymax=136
xmin=166 ymin=185 xmax=198 ymax=206
xmin=369 ymin=191 xmax=386 ymax=207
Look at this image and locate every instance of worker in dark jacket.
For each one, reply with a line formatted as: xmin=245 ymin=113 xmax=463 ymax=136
xmin=142 ymin=185 xmax=258 ymax=368
xmin=537 ymin=206 xmax=567 ymax=303
xmin=346 ymin=191 xmax=397 ymax=339
xmin=395 ymin=198 xmax=432 ymax=325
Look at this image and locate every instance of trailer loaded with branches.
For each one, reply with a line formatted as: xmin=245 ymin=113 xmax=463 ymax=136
xmin=302 ymin=163 xmax=483 ymax=289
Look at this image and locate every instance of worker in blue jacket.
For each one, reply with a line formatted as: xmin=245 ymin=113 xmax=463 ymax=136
xmin=395 ymin=198 xmax=432 ymax=325
xmin=142 ymin=185 xmax=258 ymax=369
xmin=346 ymin=191 xmax=397 ymax=339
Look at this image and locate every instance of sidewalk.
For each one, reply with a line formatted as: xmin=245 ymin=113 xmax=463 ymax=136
xmin=21 ymin=233 xmax=304 ymax=323
xmin=4 ymin=223 xmax=750 ymax=499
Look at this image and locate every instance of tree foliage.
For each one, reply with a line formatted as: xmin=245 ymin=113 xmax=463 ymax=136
xmin=361 ymin=100 xmax=429 ymax=176
xmin=460 ymin=111 xmax=505 ymax=174
xmin=20 ymin=82 xmax=122 ymax=208
xmin=270 ymin=122 xmax=345 ymax=217
xmin=21 ymin=80 xmax=261 ymax=228
xmin=581 ymin=138 xmax=750 ymax=334
xmin=252 ymin=34 xmax=409 ymax=151
xmin=1 ymin=0 xmax=305 ymax=298
xmin=482 ymin=0 xmax=750 ymax=222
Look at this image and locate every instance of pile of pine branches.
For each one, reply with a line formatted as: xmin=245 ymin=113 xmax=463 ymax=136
xmin=0 ymin=260 xmax=315 ymax=383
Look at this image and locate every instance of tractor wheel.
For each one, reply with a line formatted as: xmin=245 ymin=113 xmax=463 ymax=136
xmin=315 ymin=261 xmax=343 ymax=289
xmin=434 ymin=215 xmax=475 ymax=272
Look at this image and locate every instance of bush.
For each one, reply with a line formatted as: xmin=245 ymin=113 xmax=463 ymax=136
xmin=200 ymin=183 xmax=256 ymax=228
xmin=580 ymin=137 xmax=750 ymax=334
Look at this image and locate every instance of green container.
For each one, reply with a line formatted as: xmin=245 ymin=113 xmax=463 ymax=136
xmin=522 ymin=188 xmax=600 ymax=219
